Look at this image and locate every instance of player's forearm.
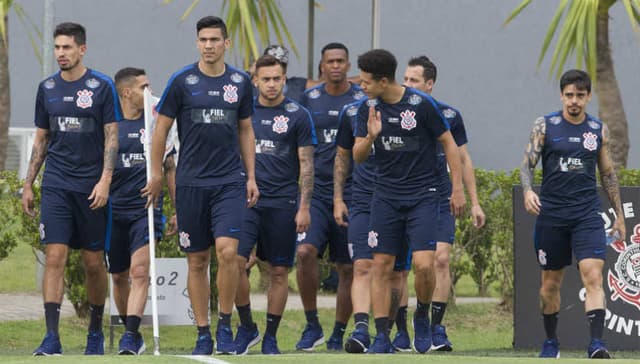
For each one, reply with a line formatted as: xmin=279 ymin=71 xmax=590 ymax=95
xmin=521 ymin=117 xmax=545 ymax=195
xmin=151 ymin=121 xmax=170 ymax=179
xmin=443 ymin=142 xmax=463 ymax=193
xmin=333 ymin=147 xmax=351 ymax=202
xmin=600 ymin=169 xmax=623 ymax=218
xmin=163 ymin=155 xmax=177 ymax=207
xmin=520 ymin=158 xmax=535 ymax=195
xmin=24 ymin=132 xmax=49 ymax=187
xmin=238 ymin=123 xmax=256 ymax=180
xmin=100 ymin=123 xmax=118 ymax=183
xmin=461 ymin=152 xmax=480 ymax=206
xmin=353 ymin=136 xmax=373 ymax=164
xmin=298 ymin=146 xmax=314 ymax=209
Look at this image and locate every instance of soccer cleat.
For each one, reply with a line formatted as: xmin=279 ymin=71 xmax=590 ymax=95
xmin=391 ymin=331 xmax=412 ymax=352
xmin=295 ymin=324 xmax=325 ymax=351
xmin=216 ymin=325 xmax=237 ymax=355
xmin=33 ymin=331 xmax=63 ymax=356
xmin=539 ymin=338 xmax=560 ymax=358
xmin=587 ymin=338 xmax=612 ymax=359
xmin=261 ymin=333 xmax=281 ymax=355
xmin=368 ymin=333 xmax=394 ymax=354
xmin=191 ymin=333 xmax=213 ymax=355
xmin=344 ymin=327 xmax=370 ymax=353
xmin=412 ymin=316 xmax=432 ymax=354
xmin=234 ymin=325 xmax=261 ymax=355
xmin=84 ymin=331 xmax=105 ymax=355
xmin=118 ymin=331 xmax=146 ymax=355
xmin=431 ymin=324 xmax=453 ymax=352
xmin=326 ymin=334 xmax=343 ymax=351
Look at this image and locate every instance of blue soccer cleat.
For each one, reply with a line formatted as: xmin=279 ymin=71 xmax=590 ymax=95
xmin=261 ymin=333 xmax=281 ymax=355
xmin=295 ymin=324 xmax=324 ymax=351
xmin=216 ymin=325 xmax=237 ymax=355
xmin=118 ymin=331 xmax=146 ymax=355
xmin=326 ymin=334 xmax=343 ymax=351
xmin=391 ymin=331 xmax=412 ymax=352
xmin=412 ymin=317 xmax=432 ymax=354
xmin=431 ymin=324 xmax=453 ymax=351
xmin=191 ymin=333 xmax=213 ymax=355
xmin=33 ymin=331 xmax=62 ymax=356
xmin=84 ymin=331 xmax=104 ymax=355
xmin=345 ymin=327 xmax=370 ymax=353
xmin=587 ymin=338 xmax=612 ymax=359
xmin=539 ymin=338 xmax=560 ymax=358
xmin=234 ymin=325 xmax=261 ymax=355
xmin=368 ymin=333 xmax=394 ymax=354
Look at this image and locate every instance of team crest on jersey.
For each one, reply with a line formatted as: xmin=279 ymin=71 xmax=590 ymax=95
xmin=588 ymin=120 xmax=601 ymax=130
xmin=549 ymin=116 xmax=562 ymax=125
xmin=139 ymin=128 xmax=147 ymax=144
xmin=353 ymin=90 xmax=366 ymax=100
xmin=346 ymin=105 xmax=358 ymax=117
xmin=39 ymin=223 xmax=45 ymax=240
xmin=583 ymin=131 xmax=598 ymax=151
xmin=400 ymin=110 xmax=417 ymax=131
xmin=230 ymin=72 xmax=243 ymax=83
xmin=368 ymin=231 xmax=379 ymax=248
xmin=85 ymin=78 xmax=100 ymax=89
xmin=285 ymin=102 xmax=299 ymax=113
xmin=538 ymin=249 xmax=547 ymax=266
xmin=408 ymin=94 xmax=421 ymax=105
xmin=607 ymin=225 xmax=640 ymax=310
xmin=297 ymin=232 xmax=307 ymax=242
xmin=185 ymin=74 xmax=199 ymax=85
xmin=179 ymin=231 xmax=191 ymax=248
xmin=308 ymin=89 xmax=321 ymax=99
xmin=44 ymin=78 xmax=55 ymax=89
xmin=442 ymin=108 xmax=456 ymax=119
xmin=272 ymin=115 xmax=289 ymax=134
xmin=223 ymin=84 xmax=238 ymax=103
xmin=76 ymin=89 xmax=93 ymax=109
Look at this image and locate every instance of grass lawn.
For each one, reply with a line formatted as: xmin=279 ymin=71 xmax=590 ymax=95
xmin=0 ymin=242 xmax=38 ymax=293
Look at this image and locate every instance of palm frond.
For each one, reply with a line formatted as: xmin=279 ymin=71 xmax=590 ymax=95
xmin=536 ymin=0 xmax=571 ymax=68
xmin=502 ymin=0 xmax=532 ymax=27
xmin=13 ymin=3 xmax=42 ymax=64
xmin=0 ymin=0 xmax=13 ymax=46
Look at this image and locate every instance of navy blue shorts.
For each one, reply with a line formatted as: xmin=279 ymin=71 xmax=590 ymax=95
xmin=533 ymin=211 xmax=606 ymax=270
xmin=368 ymin=194 xmax=439 ymax=256
xmin=348 ymin=199 xmax=373 ymax=262
xmin=107 ymin=211 xmax=164 ymax=273
xmin=176 ymin=183 xmax=245 ymax=253
xmin=39 ymin=187 xmax=108 ymax=251
xmin=238 ymin=199 xmax=297 ymax=267
xmin=298 ymin=198 xmax=351 ymax=264
xmin=436 ymin=195 xmax=455 ymax=244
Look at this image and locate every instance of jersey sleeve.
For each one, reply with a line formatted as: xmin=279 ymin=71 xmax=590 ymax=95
xmin=422 ymin=99 xmax=449 ymax=138
xmin=102 ymin=80 xmax=122 ymax=124
xmin=335 ymin=108 xmax=355 ymax=150
xmin=296 ymin=108 xmax=317 ymax=147
xmin=238 ymin=77 xmax=254 ymax=120
xmin=34 ymin=85 xmax=49 ymax=129
xmin=450 ymin=111 xmax=468 ymax=146
xmin=157 ymin=76 xmax=182 ymax=119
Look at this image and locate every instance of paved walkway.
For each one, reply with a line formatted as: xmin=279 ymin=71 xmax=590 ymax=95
xmin=0 ymin=293 xmax=499 ymax=322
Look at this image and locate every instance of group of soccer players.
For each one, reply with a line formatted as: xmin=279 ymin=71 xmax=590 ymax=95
xmin=22 ymin=13 xmax=626 ymax=360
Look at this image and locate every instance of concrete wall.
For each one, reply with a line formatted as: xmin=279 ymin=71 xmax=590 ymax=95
xmin=8 ymin=0 xmax=639 ymax=169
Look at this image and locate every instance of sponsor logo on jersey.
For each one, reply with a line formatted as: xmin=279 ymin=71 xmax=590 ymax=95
xmin=583 ymin=131 xmax=598 ymax=151
xmin=588 ymin=120 xmax=601 ymax=130
xmin=321 ymin=128 xmax=338 ymax=143
xmin=57 ymin=117 xmax=82 ymax=131
xmin=442 ymin=108 xmax=456 ymax=119
xmin=538 ymin=249 xmax=547 ymax=266
xmin=201 ymin=109 xmax=226 ymax=124
xmin=297 ymin=232 xmax=307 ymax=242
xmin=63 ymin=96 xmax=74 ymax=102
xmin=346 ymin=105 xmax=358 ymax=117
xmin=559 ymin=157 xmax=584 ymax=172
xmin=368 ymin=231 xmax=379 ymax=248
xmin=607 ymin=225 xmax=640 ymax=310
xmin=223 ymin=84 xmax=238 ymax=103
xmin=208 ymin=90 xmax=220 ymax=96
xmin=400 ymin=110 xmax=417 ymax=131
xmin=179 ymin=231 xmax=191 ymax=248
xmin=85 ymin=78 xmax=100 ymax=89
xmin=308 ymin=89 xmax=321 ymax=99
xmin=185 ymin=74 xmax=199 ymax=85
xmin=549 ymin=116 xmax=562 ymax=125
xmin=255 ymin=139 xmax=276 ymax=154
xmin=76 ymin=89 xmax=93 ymax=109
xmin=408 ymin=94 xmax=421 ymax=105
xmin=272 ymin=115 xmax=289 ymax=134
xmin=230 ymin=72 xmax=243 ymax=83
xmin=44 ymin=78 xmax=55 ymax=89
xmin=285 ymin=102 xmax=299 ymax=113
xmin=328 ymin=110 xmax=339 ymax=116
xmin=569 ymin=137 xmax=581 ymax=143
xmin=121 ymin=153 xmax=145 ymax=167
xmin=353 ymin=90 xmax=366 ymax=100
xmin=381 ymin=136 xmax=405 ymax=151
xmin=388 ymin=117 xmax=399 ymax=124
xmin=261 ymin=119 xmax=272 ymax=126
xmin=128 ymin=133 xmax=140 ymax=138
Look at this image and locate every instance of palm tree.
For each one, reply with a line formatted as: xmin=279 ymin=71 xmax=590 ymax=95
xmin=504 ymin=0 xmax=640 ymax=169
xmin=164 ymin=0 xmax=298 ymax=70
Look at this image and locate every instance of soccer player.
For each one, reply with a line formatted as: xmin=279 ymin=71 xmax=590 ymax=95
xmin=353 ymin=49 xmax=465 ymax=354
xmin=233 ymin=54 xmax=316 ymax=355
xmin=108 ymin=67 xmax=177 ymax=355
xmin=520 ymin=69 xmax=625 ymax=359
xmin=295 ymin=42 xmax=366 ymax=351
xmin=389 ymin=55 xmax=486 ymax=352
xmin=22 ymin=22 xmax=120 ymax=356
xmin=143 ymin=16 xmax=258 ymax=355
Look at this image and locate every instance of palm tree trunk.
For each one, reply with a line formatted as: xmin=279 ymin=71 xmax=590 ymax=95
xmin=0 ymin=14 xmax=10 ymax=171
xmin=596 ymin=2 xmax=629 ymax=169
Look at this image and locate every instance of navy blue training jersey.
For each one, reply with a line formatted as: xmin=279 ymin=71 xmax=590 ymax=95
xmin=335 ymin=100 xmax=375 ymax=201
xmin=435 ymin=102 xmax=468 ymax=196
xmin=355 ymin=87 xmax=450 ymax=200
xmin=157 ymin=63 xmax=253 ymax=187
xmin=252 ymin=97 xmax=317 ymax=202
xmin=34 ymin=69 xmax=121 ymax=193
xmin=539 ymin=111 xmax=602 ymax=219
xmin=301 ymin=83 xmax=366 ymax=201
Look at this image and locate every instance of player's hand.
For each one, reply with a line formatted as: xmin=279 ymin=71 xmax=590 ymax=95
xmin=333 ymin=199 xmax=349 ymax=227
xmin=22 ymin=185 xmax=36 ymax=217
xmin=449 ymin=187 xmax=466 ymax=217
xmin=246 ymin=178 xmax=259 ymax=208
xmin=471 ymin=204 xmax=486 ymax=228
xmin=295 ymin=207 xmax=311 ymax=233
xmin=88 ymin=179 xmax=110 ymax=210
xmin=524 ymin=190 xmax=541 ymax=215
xmin=141 ymin=175 xmax=163 ymax=208
xmin=611 ymin=217 xmax=626 ymax=244
xmin=166 ymin=214 xmax=178 ymax=236
xmin=367 ymin=105 xmax=382 ymax=139
xmin=246 ymin=251 xmax=257 ymax=270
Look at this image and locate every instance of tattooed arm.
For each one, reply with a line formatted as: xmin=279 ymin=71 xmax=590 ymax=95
xmin=89 ymin=122 xmax=118 ymax=209
xmin=333 ymin=146 xmax=351 ymax=227
xmin=520 ymin=117 xmax=545 ymax=215
xmin=598 ymin=123 xmax=626 ymax=240
xmin=296 ymin=145 xmax=314 ymax=233
xmin=22 ymin=128 xmax=50 ymax=216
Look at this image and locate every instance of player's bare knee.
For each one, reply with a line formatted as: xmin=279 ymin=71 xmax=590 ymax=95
xmin=187 ymin=253 xmax=209 ymax=272
xmin=111 ymin=272 xmax=129 ymax=287
xmin=336 ymin=263 xmax=353 ymax=280
xmin=129 ymin=263 xmax=148 ymax=283
xmin=296 ymin=244 xmax=317 ymax=264
xmin=354 ymin=261 xmax=371 ymax=278
xmin=270 ymin=266 xmax=288 ymax=285
xmin=434 ymin=251 xmax=450 ymax=272
xmin=413 ymin=259 xmax=434 ymax=277
xmin=581 ymin=269 xmax=603 ymax=290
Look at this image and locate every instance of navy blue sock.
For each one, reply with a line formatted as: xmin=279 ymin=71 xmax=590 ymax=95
xmin=265 ymin=313 xmax=282 ymax=337
xmin=197 ymin=325 xmax=211 ymax=337
xmin=44 ymin=302 xmax=61 ymax=335
xmin=305 ymin=309 xmax=320 ymax=326
xmin=125 ymin=315 xmax=141 ymax=334
xmin=431 ymin=301 xmax=447 ymax=326
xmin=218 ymin=312 xmax=232 ymax=328
xmin=395 ymin=306 xmax=408 ymax=332
xmin=332 ymin=321 xmax=347 ymax=338
xmin=374 ymin=317 xmax=389 ymax=336
xmin=88 ymin=304 xmax=104 ymax=333
xmin=354 ymin=312 xmax=369 ymax=330
xmin=414 ymin=301 xmax=430 ymax=320
xmin=543 ymin=312 xmax=558 ymax=340
xmin=587 ymin=309 xmax=605 ymax=340
xmin=236 ymin=304 xmax=255 ymax=329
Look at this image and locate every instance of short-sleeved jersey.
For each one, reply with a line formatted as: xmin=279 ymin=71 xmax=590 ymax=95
xmin=355 ymin=87 xmax=450 ymax=200
xmin=539 ymin=111 xmax=602 ymax=219
xmin=111 ymin=116 xmax=174 ymax=216
xmin=157 ymin=63 xmax=253 ymax=187
xmin=434 ymin=102 xmax=468 ymax=196
xmin=301 ymin=83 xmax=366 ymax=201
xmin=34 ymin=69 xmax=121 ymax=193
xmin=335 ymin=100 xmax=375 ymax=201
xmin=252 ymin=97 xmax=317 ymax=202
